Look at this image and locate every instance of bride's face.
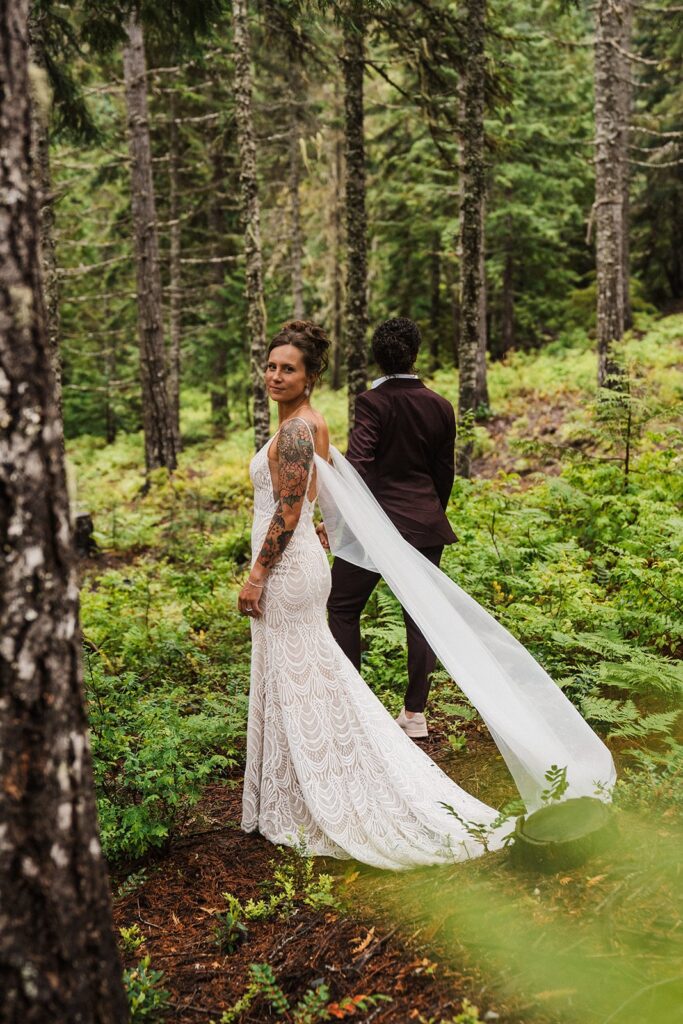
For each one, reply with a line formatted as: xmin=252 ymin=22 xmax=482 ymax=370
xmin=265 ymin=344 xmax=311 ymax=403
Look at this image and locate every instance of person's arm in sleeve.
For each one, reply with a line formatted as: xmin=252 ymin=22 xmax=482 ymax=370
xmin=346 ymin=393 xmax=381 ymax=488
xmin=431 ymin=404 xmax=456 ymax=509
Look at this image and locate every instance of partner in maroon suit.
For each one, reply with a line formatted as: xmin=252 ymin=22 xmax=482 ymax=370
xmin=326 ymin=317 xmax=456 ymax=739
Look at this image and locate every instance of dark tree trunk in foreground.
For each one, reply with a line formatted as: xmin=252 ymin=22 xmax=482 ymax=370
xmin=457 ymin=0 xmax=487 ymax=477
xmin=123 ymin=12 xmax=177 ymax=471
xmin=168 ymin=89 xmax=182 ymax=451
xmin=594 ymin=0 xmax=627 ymax=387
xmin=232 ymin=0 xmax=270 ymax=450
xmin=0 ymin=4 xmax=128 ymax=1021
xmin=288 ymin=63 xmax=305 ymax=320
xmin=208 ymin=144 xmax=230 ymax=436
xmin=342 ymin=1 xmax=368 ymax=428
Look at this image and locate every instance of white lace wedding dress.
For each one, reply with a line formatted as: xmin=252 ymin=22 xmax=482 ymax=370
xmin=240 ymin=426 xmax=511 ymax=869
xmin=241 ymin=421 xmax=616 ymax=869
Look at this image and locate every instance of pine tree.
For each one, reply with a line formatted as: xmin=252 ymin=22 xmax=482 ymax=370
xmin=0 ymin=3 xmax=128 ymax=1018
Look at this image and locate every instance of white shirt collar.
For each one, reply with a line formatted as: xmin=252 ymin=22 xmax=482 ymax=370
xmin=371 ymin=373 xmax=419 ymax=389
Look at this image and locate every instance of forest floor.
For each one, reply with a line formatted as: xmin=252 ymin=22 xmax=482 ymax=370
xmin=110 ymin=714 xmax=681 ymax=1024
xmin=110 ymin=722 xmax=542 ymax=1024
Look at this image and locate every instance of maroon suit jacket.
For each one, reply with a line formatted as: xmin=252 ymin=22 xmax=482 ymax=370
xmin=346 ymin=378 xmax=457 ymax=548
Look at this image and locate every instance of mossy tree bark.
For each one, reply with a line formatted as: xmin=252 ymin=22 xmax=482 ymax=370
xmin=232 ymin=0 xmax=270 ymax=451
xmin=123 ymin=12 xmax=177 ymax=472
xmin=342 ymin=1 xmax=368 ymax=428
xmin=0 ymin=3 xmax=128 ymax=1020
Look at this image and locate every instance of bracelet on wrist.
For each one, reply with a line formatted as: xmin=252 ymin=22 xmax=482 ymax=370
xmin=247 ymin=577 xmax=265 ymax=589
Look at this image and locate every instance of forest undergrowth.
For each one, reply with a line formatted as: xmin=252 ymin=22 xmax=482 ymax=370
xmin=70 ymin=317 xmax=682 ymax=1023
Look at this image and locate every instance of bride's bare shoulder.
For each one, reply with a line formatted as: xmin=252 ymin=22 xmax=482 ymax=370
xmin=304 ymin=410 xmax=330 ymax=456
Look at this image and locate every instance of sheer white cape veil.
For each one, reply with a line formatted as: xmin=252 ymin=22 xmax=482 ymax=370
xmin=315 ymin=447 xmax=616 ymax=814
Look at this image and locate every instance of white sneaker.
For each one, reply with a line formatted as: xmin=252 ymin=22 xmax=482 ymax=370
xmin=395 ymin=707 xmax=428 ymax=739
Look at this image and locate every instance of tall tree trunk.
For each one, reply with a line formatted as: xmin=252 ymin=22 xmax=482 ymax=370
xmin=457 ymin=0 xmax=487 ymax=478
xmin=475 ymin=199 xmax=489 ymax=406
xmin=594 ymin=0 xmax=626 ymax=387
xmin=444 ymin=259 xmax=460 ymax=366
xmin=288 ymin=63 xmax=305 ymax=319
xmin=27 ymin=21 xmax=62 ymax=422
xmin=168 ymin=89 xmax=182 ymax=451
xmin=342 ymin=1 xmax=368 ymax=429
xmin=618 ymin=0 xmax=634 ymax=331
xmin=105 ymin=340 xmax=118 ymax=445
xmin=0 ymin=4 xmax=128 ymax=1021
xmin=208 ymin=143 xmax=230 ymax=436
xmin=329 ymin=87 xmax=344 ymax=390
xmin=232 ymin=0 xmax=269 ymax=450
xmin=429 ymin=230 xmax=441 ymax=373
xmin=123 ymin=12 xmax=177 ymax=472
xmin=501 ymin=211 xmax=515 ymax=355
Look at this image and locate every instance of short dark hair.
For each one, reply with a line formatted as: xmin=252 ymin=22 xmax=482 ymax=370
xmin=267 ymin=319 xmax=330 ymax=381
xmin=371 ymin=317 xmax=421 ymax=375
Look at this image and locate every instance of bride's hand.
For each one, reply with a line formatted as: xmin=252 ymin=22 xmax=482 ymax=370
xmin=315 ymin=523 xmax=330 ymax=551
xmin=238 ymin=579 xmax=264 ymax=618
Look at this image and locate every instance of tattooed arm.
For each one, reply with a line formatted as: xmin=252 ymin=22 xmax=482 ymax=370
xmin=238 ymin=418 xmax=315 ymax=617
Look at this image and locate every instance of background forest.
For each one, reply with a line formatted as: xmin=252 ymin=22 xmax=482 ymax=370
xmin=2 ymin=0 xmax=682 ymax=1021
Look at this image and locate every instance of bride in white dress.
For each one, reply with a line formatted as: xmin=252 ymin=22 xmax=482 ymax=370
xmin=238 ymin=320 xmax=615 ymax=870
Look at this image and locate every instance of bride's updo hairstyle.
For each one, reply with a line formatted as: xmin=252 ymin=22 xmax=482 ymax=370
xmin=372 ymin=317 xmax=421 ymax=375
xmin=268 ymin=319 xmax=330 ymax=387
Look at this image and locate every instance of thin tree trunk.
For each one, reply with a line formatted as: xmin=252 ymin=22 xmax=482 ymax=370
xmin=27 ymin=23 xmax=62 ymax=423
xmin=457 ymin=0 xmax=487 ymax=478
xmin=501 ymin=212 xmax=515 ymax=355
xmin=288 ymin=63 xmax=305 ymax=319
xmin=429 ymin=231 xmax=441 ymax=373
xmin=329 ymin=88 xmax=344 ymax=390
xmin=123 ymin=12 xmax=177 ymax=472
xmin=444 ymin=259 xmax=460 ymax=366
xmin=168 ymin=89 xmax=182 ymax=451
xmin=475 ymin=198 xmax=489 ymax=406
xmin=342 ymin=1 xmax=368 ymax=428
xmin=618 ymin=0 xmax=634 ymax=331
xmin=208 ymin=144 xmax=230 ymax=436
xmin=0 ymin=4 xmax=128 ymax=1020
xmin=232 ymin=0 xmax=269 ymax=450
xmin=105 ymin=340 xmax=118 ymax=444
xmin=594 ymin=0 xmax=626 ymax=387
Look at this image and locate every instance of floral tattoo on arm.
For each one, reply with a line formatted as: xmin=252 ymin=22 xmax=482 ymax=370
xmin=256 ymin=419 xmax=315 ymax=572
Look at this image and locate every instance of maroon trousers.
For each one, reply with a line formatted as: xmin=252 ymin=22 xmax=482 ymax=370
xmin=327 ymin=545 xmax=444 ymax=713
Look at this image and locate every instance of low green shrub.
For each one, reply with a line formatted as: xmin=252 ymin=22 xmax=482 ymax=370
xmin=123 ymin=956 xmax=170 ymax=1023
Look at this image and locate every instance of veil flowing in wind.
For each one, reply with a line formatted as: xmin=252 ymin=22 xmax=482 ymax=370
xmin=315 ymin=447 xmax=616 ymax=813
